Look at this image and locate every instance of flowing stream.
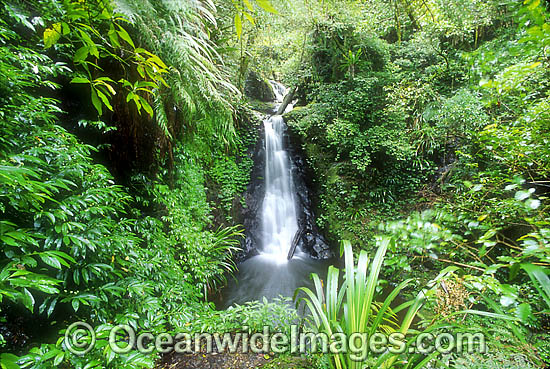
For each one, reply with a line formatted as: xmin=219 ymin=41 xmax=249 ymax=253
xmin=221 ymin=82 xmax=333 ymax=307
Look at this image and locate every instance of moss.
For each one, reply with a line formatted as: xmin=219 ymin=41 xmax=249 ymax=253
xmin=248 ymin=99 xmax=276 ymax=114
xmin=244 ymin=70 xmax=276 ymax=102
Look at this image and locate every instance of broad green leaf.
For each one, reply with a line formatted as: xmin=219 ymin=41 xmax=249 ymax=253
xmin=146 ymin=54 xmax=168 ymax=70
xmin=126 ymin=91 xmax=135 ymax=103
xmin=131 ymin=94 xmax=142 ymax=113
xmin=234 ymin=13 xmax=242 ymax=39
xmin=44 ymin=23 xmax=62 ymax=48
xmin=255 ymin=0 xmax=278 ymax=14
xmin=516 ymin=303 xmax=532 ymax=324
xmin=21 ymin=288 xmax=34 ymax=312
xmin=95 ymin=79 xmax=116 ymax=95
xmin=243 ymin=0 xmax=253 ymax=11
xmin=108 ymin=29 xmax=120 ymax=48
xmin=71 ymin=76 xmax=90 ymax=84
xmin=78 ymin=30 xmax=99 ymax=57
xmin=61 ymin=22 xmax=70 ymax=35
xmin=1 ymin=236 xmax=18 ymax=246
xmin=91 ymin=88 xmax=103 ymax=115
xmin=0 ymin=353 xmax=21 ymax=369
xmin=42 ymin=212 xmax=55 ymax=224
xmin=72 ymin=298 xmax=80 ymax=312
xmin=243 ymin=12 xmax=255 ymax=25
xmin=39 ymin=254 xmax=62 ymax=269
xmin=74 ymin=46 xmax=89 ymax=63
xmin=137 ymin=64 xmax=145 ymax=78
xmin=116 ymin=25 xmax=135 ymax=48
xmin=96 ymin=89 xmax=113 ymax=111
xmin=47 ymin=251 xmax=76 ymax=264
xmin=139 ymin=97 xmax=154 ymax=117
xmin=53 ymin=352 xmax=64 ymax=366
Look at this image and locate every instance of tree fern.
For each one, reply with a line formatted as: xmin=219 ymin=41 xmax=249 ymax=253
xmin=114 ymin=0 xmax=240 ymax=147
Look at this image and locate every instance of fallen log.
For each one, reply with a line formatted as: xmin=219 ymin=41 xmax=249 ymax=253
xmin=287 ymin=226 xmax=304 ymax=260
xmin=276 ymin=86 xmax=297 ymax=115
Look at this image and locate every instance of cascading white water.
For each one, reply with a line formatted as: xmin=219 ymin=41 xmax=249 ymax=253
xmin=258 ymin=81 xmax=299 ymax=263
xmin=221 ymin=81 xmax=331 ymax=307
xmin=269 ymin=80 xmax=286 ymax=102
xmin=270 ymin=80 xmax=294 ymax=113
xmin=261 ymin=115 xmax=298 ymax=262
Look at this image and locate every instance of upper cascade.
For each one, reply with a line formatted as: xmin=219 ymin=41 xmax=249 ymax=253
xmin=269 ymin=80 xmax=287 ymax=103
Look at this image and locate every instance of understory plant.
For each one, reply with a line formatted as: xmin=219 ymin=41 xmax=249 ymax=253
xmin=296 ymin=238 xmax=426 ymax=369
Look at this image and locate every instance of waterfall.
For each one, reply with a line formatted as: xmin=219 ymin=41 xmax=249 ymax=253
xmin=269 ymin=80 xmax=286 ymax=102
xmin=220 ymin=80 xmax=333 ymax=307
xmin=261 ymin=115 xmax=299 ymax=262
xmin=269 ymin=80 xmax=294 ymax=113
xmin=258 ymin=80 xmax=299 ymax=262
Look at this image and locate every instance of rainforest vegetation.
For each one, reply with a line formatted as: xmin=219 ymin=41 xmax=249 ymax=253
xmin=1 ymin=0 xmax=550 ymax=368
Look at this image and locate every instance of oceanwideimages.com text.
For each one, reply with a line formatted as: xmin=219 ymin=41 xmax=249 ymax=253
xmin=65 ymin=322 xmax=487 ymax=361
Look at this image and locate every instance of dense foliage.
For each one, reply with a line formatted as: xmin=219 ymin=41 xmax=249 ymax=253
xmin=0 ymin=0 xmax=278 ymax=368
xmin=242 ymin=0 xmax=550 ymax=367
xmin=2 ymin=0 xmax=550 ymax=368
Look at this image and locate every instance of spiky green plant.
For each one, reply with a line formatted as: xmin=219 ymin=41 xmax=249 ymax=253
xmin=522 ymin=263 xmax=550 ymax=312
xmin=296 ymin=238 xmax=426 ymax=369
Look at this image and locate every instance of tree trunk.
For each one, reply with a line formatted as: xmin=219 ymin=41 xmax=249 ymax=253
xmin=276 ymin=86 xmax=297 ymax=115
xmin=394 ymin=0 xmax=402 ymax=42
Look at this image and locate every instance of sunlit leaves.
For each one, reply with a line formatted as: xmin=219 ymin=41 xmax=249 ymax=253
xmin=525 ymin=0 xmax=541 ymax=11
xmin=235 ymin=13 xmax=243 ymax=39
xmin=256 ymin=0 xmax=277 ymax=14
xmin=121 ymin=80 xmax=157 ymax=116
xmin=115 ymin=23 xmax=134 ymax=48
xmin=232 ymin=0 xmax=277 ymax=39
xmin=43 ymin=22 xmax=62 ymax=48
xmin=0 ymin=353 xmax=20 ymax=369
xmin=44 ymin=0 xmax=168 ymax=119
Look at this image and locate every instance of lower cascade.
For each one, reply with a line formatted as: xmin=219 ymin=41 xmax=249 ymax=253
xmin=221 ymin=81 xmax=332 ymax=307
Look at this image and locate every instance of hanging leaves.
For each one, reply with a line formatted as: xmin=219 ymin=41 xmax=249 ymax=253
xmin=255 ymin=0 xmax=278 ymax=14
xmin=233 ymin=0 xmax=277 ymax=39
xmin=235 ymin=13 xmax=243 ymax=38
xmin=235 ymin=13 xmax=242 ymax=39
xmin=42 ymin=0 xmax=168 ymax=118
xmin=43 ymin=22 xmax=62 ymax=48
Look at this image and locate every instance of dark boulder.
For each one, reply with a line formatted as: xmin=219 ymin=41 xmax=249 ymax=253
xmin=244 ymin=70 xmax=276 ymax=102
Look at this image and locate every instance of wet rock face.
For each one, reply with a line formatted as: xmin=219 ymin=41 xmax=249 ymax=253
xmin=244 ymin=71 xmax=276 ymax=102
xmin=239 ymin=124 xmax=266 ymax=260
xmin=238 ymin=116 xmax=333 ymax=261
xmin=289 ymin=133 xmax=333 ymax=260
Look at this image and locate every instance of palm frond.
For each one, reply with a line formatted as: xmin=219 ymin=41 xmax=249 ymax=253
xmin=113 ymin=0 xmax=240 ymax=146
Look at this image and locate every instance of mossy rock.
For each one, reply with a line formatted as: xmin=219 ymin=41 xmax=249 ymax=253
xmin=248 ymin=99 xmax=276 ymax=114
xmin=244 ymin=70 xmax=275 ymax=102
